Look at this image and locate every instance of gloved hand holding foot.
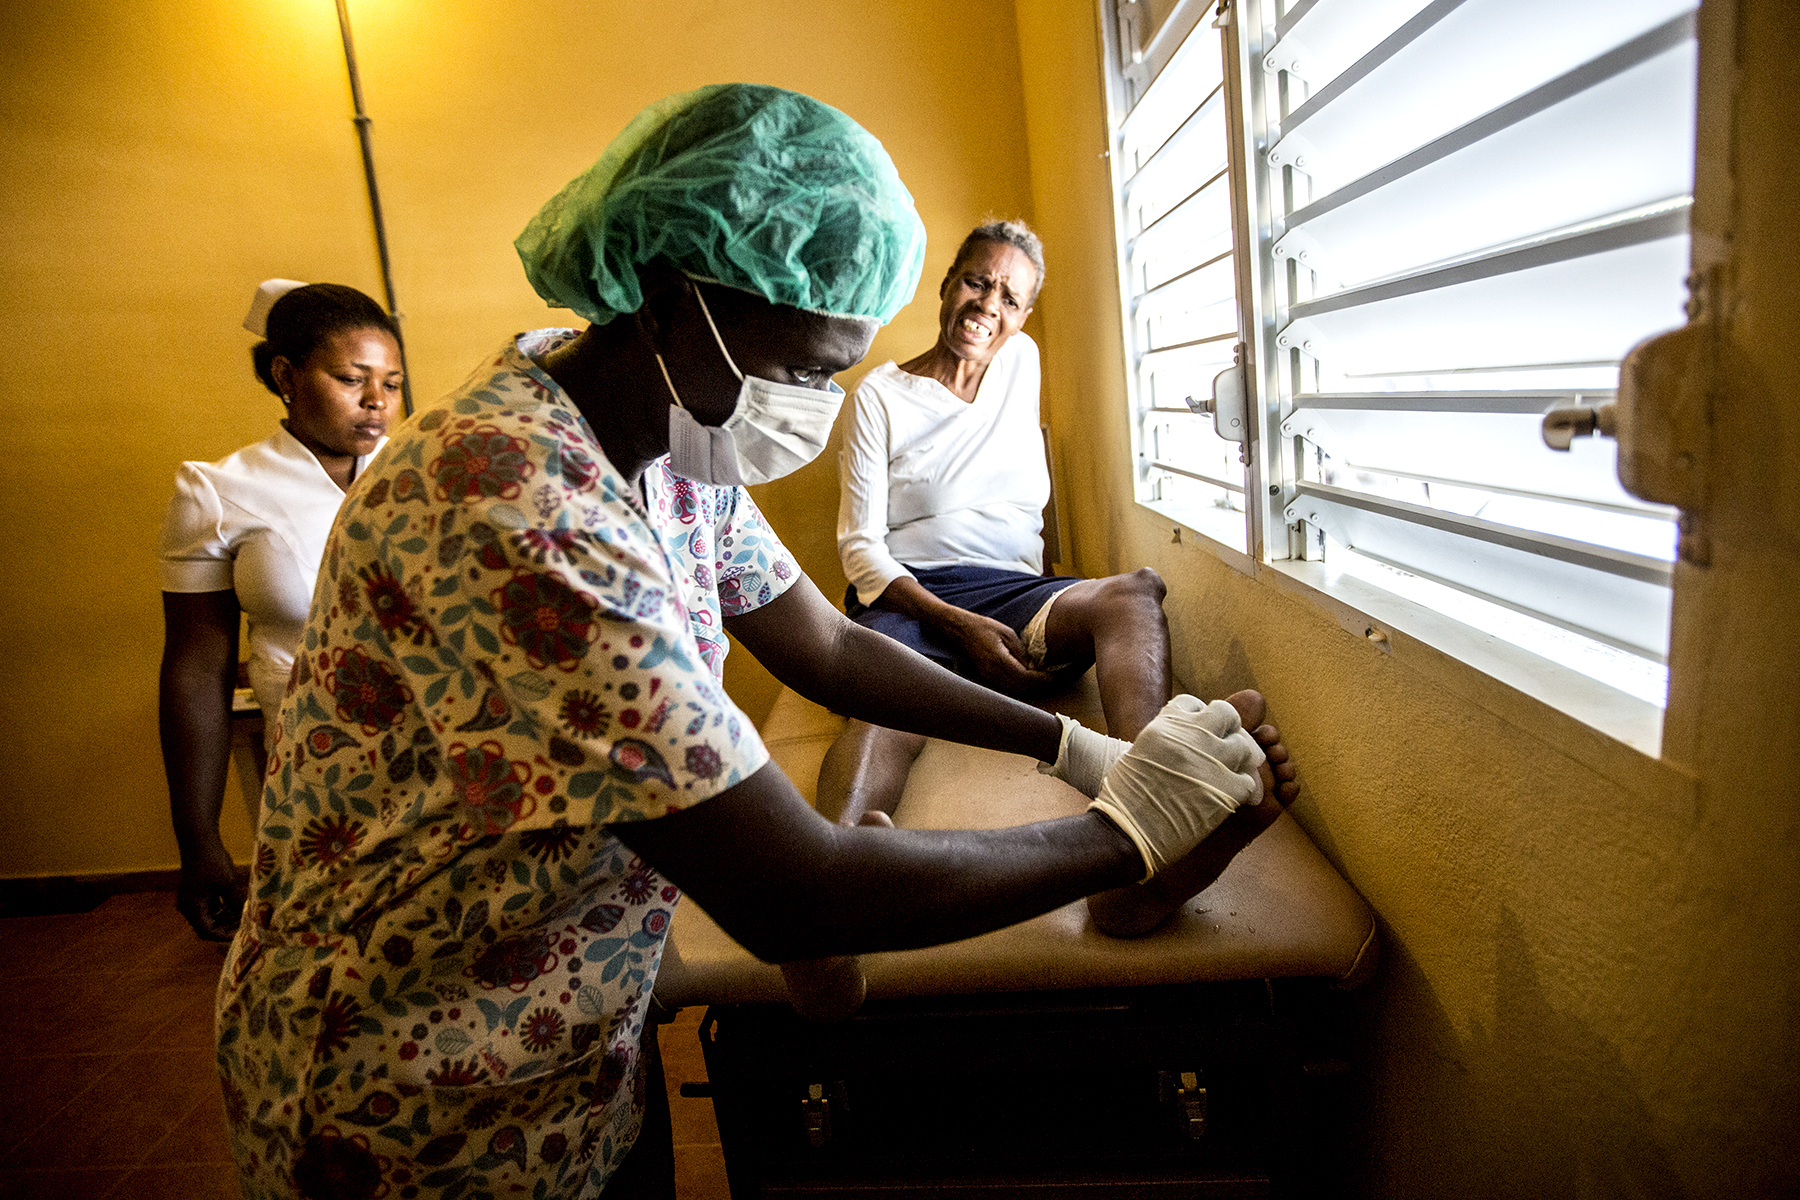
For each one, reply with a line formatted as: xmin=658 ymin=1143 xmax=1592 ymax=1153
xmin=1087 ymin=695 xmax=1264 ymax=879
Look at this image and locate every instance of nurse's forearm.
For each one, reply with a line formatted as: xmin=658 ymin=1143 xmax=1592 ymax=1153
xmin=614 ymin=760 xmax=1141 ymax=962
xmin=158 ymin=593 xmax=241 ymax=862
xmin=727 ymin=576 xmax=1061 ymax=762
xmin=820 ymin=620 xmax=1061 ymax=759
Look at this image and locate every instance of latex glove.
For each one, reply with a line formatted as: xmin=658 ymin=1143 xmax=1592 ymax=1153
xmin=1088 ymin=696 xmax=1265 ymax=880
xmin=1037 ymin=714 xmax=1130 ymax=799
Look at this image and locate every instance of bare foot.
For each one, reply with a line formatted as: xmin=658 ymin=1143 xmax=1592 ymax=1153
xmin=780 ymin=955 xmax=867 ymax=1021
xmin=1226 ymin=688 xmax=1299 ymax=807
xmin=1087 ymin=689 xmax=1300 ymax=938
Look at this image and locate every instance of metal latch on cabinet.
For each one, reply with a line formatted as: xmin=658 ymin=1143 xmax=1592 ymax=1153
xmin=801 ymin=1082 xmax=833 ymax=1148
xmin=1186 ymin=342 xmax=1250 ymax=458
xmin=1159 ymin=1069 xmax=1208 ymax=1140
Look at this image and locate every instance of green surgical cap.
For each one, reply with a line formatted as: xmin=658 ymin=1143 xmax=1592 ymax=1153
xmin=516 ymin=83 xmax=926 ymax=326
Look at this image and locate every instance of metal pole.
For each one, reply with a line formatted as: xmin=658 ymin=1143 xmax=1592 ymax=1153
xmin=333 ymin=0 xmax=412 ymax=415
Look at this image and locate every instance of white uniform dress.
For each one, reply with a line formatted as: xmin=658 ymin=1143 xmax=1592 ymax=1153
xmin=159 ymin=426 xmax=382 ymax=734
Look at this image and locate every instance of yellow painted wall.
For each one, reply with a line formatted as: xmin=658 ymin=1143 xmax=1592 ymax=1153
xmin=0 ymin=0 xmax=1034 ymax=877
xmin=6 ymin=0 xmax=1792 ymax=1190
xmin=1011 ymin=0 xmax=1798 ymax=1194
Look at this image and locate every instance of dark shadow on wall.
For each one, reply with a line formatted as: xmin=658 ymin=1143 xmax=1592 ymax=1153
xmin=1350 ymin=905 xmax=1689 ymax=1199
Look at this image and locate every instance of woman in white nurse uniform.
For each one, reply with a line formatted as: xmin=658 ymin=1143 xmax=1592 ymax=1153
xmin=157 ymin=281 xmax=403 ymax=940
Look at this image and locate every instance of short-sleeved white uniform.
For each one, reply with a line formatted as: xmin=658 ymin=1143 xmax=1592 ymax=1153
xmin=159 ymin=427 xmax=380 ymax=727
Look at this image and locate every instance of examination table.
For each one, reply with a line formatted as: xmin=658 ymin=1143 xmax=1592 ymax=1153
xmin=654 ymin=678 xmax=1378 ymax=1198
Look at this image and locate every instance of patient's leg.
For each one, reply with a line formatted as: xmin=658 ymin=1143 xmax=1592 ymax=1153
xmin=815 ymin=719 xmax=927 ymax=827
xmin=787 ymin=725 xmax=914 ymax=1020
xmin=1039 ymin=568 xmax=1173 ymax=740
xmin=1087 ymin=690 xmax=1300 ymax=938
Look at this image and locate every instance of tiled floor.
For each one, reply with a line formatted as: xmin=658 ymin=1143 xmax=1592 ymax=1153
xmin=0 ymin=890 xmax=730 ymax=1199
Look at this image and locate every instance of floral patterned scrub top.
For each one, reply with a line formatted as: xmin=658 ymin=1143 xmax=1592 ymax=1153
xmin=216 ymin=330 xmax=798 ymax=1199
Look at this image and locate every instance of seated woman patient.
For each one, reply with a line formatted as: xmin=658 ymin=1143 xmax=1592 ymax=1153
xmin=829 ymin=220 xmax=1299 ymax=933
xmin=215 ymin=85 xmax=1279 ymax=1200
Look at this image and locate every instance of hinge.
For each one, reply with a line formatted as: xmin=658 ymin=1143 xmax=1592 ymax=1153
xmin=1263 ymin=35 xmax=1313 ymax=80
xmin=1266 ymin=131 xmax=1319 ymax=174
xmin=1271 ymin=228 xmax=1324 ymax=275
xmin=1279 ymin=409 xmax=1333 ymax=452
xmin=1273 ymin=318 xmax=1321 ymax=359
xmin=1283 ymin=495 xmax=1344 ymax=546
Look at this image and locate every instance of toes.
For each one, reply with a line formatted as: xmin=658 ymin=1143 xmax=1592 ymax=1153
xmin=1236 ymin=705 xmax=1299 ymax=806
xmin=1271 ymin=755 xmax=1298 ymax=803
xmin=1225 ymin=689 xmax=1267 ymax=731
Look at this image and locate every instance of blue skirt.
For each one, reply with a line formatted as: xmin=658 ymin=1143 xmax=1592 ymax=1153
xmin=845 ymin=564 xmax=1083 ymax=680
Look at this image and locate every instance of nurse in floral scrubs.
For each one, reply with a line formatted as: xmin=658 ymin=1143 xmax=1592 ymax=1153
xmin=216 ymin=84 xmax=1274 ymax=1200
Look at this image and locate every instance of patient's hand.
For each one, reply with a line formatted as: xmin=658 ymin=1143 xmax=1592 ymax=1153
xmin=937 ymin=607 xmax=1053 ymax=692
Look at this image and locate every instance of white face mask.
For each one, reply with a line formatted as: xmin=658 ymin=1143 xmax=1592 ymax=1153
xmin=657 ymin=286 xmax=845 ymax=487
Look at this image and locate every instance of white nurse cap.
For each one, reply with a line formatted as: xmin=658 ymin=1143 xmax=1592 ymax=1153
xmin=243 ymin=279 xmax=308 ymax=337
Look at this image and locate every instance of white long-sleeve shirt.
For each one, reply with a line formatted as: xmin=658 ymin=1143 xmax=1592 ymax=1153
xmin=837 ymin=333 xmax=1049 ymax=606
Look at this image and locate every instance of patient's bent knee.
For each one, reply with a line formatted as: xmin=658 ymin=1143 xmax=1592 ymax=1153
xmin=858 ymin=723 xmax=928 ymax=761
xmin=1096 ymin=567 xmax=1166 ymax=612
xmin=1127 ymin=566 xmax=1166 ymax=603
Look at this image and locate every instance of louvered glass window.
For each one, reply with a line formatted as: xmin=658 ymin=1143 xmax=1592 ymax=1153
xmin=1104 ymin=0 xmax=1251 ymax=553
xmin=1100 ymin=0 xmax=1697 ymax=697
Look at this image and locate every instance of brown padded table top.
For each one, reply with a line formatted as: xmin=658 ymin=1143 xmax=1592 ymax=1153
xmin=652 ymin=681 xmax=1377 ymax=1010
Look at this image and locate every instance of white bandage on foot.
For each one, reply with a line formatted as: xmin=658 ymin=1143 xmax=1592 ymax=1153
xmin=1086 ymin=696 xmax=1264 ymax=880
xmin=1037 ymin=713 xmax=1130 ymax=799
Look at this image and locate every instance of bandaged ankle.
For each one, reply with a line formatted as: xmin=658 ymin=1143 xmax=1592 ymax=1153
xmin=1037 ymin=714 xmax=1129 ymax=799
